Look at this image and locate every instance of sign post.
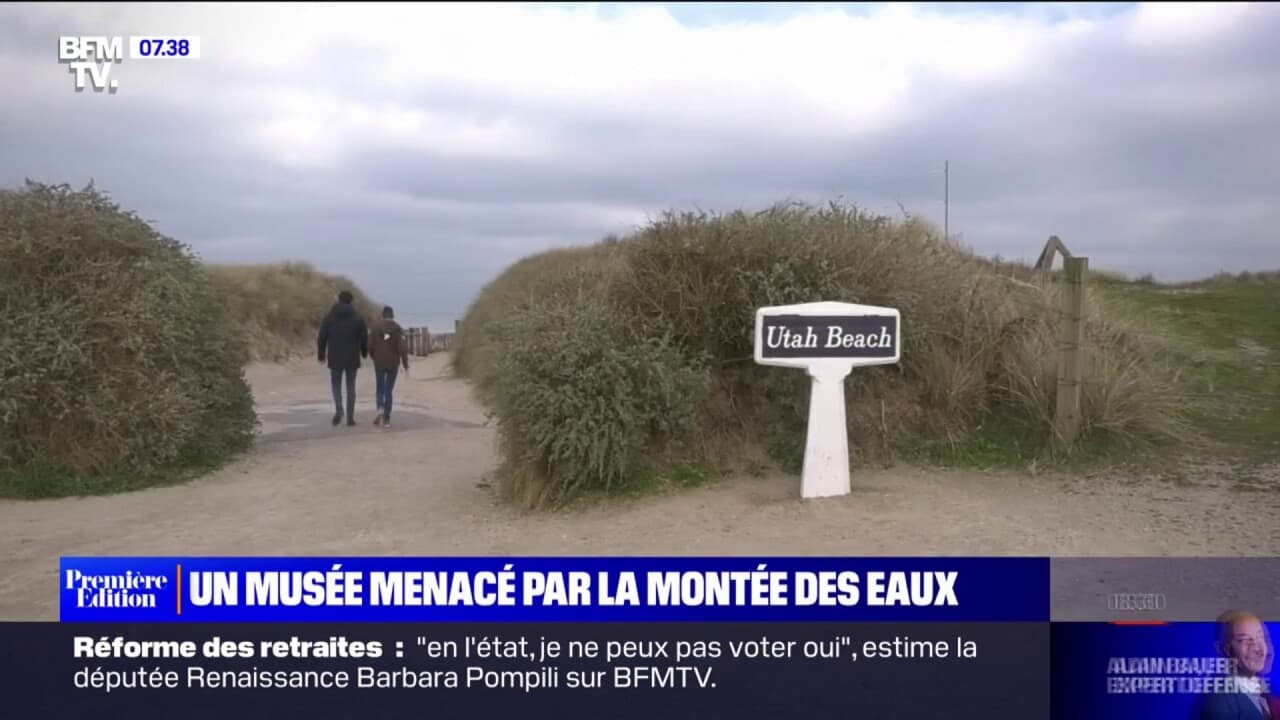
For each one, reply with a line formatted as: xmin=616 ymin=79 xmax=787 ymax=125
xmin=753 ymin=301 xmax=902 ymax=499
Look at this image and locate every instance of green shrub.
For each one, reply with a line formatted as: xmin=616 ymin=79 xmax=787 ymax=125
xmin=453 ymin=243 xmax=626 ymax=394
xmin=0 ymin=181 xmax=258 ymax=495
xmin=487 ymin=277 xmax=710 ymax=508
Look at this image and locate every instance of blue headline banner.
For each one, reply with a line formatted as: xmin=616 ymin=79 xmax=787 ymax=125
xmin=58 ymin=556 xmax=1048 ymax=622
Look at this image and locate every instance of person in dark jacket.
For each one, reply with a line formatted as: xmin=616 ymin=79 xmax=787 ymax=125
xmin=368 ymin=303 xmax=407 ymax=425
xmin=368 ymin=305 xmax=410 ymax=428
xmin=317 ymin=290 xmax=369 ymax=426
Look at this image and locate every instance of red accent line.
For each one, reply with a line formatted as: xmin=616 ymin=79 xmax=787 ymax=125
xmin=1109 ymin=621 xmax=1169 ymax=625
xmin=176 ymin=564 xmax=182 ymax=616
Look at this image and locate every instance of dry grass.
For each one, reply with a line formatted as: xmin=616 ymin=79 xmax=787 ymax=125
xmin=207 ymin=262 xmax=380 ymax=361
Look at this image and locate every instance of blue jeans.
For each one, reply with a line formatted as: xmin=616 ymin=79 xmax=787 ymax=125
xmin=330 ymin=367 xmax=357 ymax=418
xmin=375 ymin=367 xmax=399 ymax=419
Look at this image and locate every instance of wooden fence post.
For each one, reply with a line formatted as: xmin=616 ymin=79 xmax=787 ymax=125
xmin=1034 ymin=235 xmax=1068 ymax=276
xmin=1053 ymin=256 xmax=1088 ymax=452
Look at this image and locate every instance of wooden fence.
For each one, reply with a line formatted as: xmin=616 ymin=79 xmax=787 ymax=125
xmin=402 ymin=327 xmax=455 ymax=355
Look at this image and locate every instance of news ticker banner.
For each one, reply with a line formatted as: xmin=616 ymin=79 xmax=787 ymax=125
xmin=5 ymin=620 xmax=1049 ymax=719
xmin=59 ymin=556 xmax=1047 ymax=622
xmin=5 ymin=621 xmax=1270 ymax=720
xmin=10 ymin=557 xmax=1273 ymax=719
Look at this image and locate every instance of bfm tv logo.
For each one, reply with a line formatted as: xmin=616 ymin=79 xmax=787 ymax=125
xmin=58 ymin=36 xmax=123 ymax=93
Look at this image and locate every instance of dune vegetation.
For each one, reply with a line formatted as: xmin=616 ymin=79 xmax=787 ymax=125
xmin=455 ymin=200 xmax=1277 ymax=509
xmin=5 ymin=181 xmax=1272 ymax=504
xmin=0 ymin=181 xmax=258 ymax=498
xmin=207 ymin=262 xmax=380 ymax=362
xmin=0 ymin=181 xmax=381 ymax=498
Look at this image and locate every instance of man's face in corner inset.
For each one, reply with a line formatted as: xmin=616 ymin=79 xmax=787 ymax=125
xmin=1223 ymin=615 xmax=1272 ymax=677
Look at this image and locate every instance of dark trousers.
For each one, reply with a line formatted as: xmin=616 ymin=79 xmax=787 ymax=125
xmin=330 ymin=367 xmax=357 ymax=418
xmin=375 ymin=366 xmax=399 ymax=418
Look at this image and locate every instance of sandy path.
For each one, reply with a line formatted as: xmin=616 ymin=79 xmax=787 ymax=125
xmin=1 ymin=353 xmax=1277 ymax=620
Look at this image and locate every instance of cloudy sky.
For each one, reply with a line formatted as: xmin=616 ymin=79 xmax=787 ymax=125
xmin=2 ymin=2 xmax=1277 ymax=325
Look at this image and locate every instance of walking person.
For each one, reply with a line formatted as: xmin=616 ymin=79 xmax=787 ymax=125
xmin=369 ymin=306 xmax=410 ymax=427
xmin=317 ymin=290 xmax=368 ymax=426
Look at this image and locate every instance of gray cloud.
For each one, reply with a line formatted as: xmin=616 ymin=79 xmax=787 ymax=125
xmin=3 ymin=2 xmax=1279 ymax=327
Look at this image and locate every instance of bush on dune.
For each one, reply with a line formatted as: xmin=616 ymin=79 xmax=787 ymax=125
xmin=452 ymin=242 xmax=628 ymax=391
xmin=456 ymin=200 xmax=1195 ymax=509
xmin=489 ymin=285 xmax=710 ymax=509
xmin=0 ymin=181 xmax=258 ymax=495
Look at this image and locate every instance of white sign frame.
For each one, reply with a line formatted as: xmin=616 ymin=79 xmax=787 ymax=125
xmin=753 ymin=301 xmax=902 ymax=499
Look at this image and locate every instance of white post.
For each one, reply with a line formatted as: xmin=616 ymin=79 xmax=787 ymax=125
xmin=802 ymin=364 xmax=854 ymax=498
xmin=753 ymin=301 xmax=901 ymax=500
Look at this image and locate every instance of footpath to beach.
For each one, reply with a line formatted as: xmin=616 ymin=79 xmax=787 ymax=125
xmin=1 ymin=353 xmax=1276 ymax=620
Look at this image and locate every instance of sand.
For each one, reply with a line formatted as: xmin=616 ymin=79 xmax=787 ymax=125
xmin=1 ymin=352 xmax=1276 ymax=620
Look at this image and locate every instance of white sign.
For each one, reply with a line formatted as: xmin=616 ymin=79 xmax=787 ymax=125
xmin=753 ymin=301 xmax=902 ymax=499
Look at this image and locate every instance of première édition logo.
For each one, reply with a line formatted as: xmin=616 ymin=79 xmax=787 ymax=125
xmin=65 ymin=568 xmax=169 ymax=609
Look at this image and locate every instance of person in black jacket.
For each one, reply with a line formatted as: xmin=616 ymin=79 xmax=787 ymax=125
xmin=317 ymin=290 xmax=369 ymax=426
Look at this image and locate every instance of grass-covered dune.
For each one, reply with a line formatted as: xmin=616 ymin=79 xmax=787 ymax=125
xmin=208 ymin=262 xmax=380 ymax=362
xmin=456 ymin=201 xmax=1274 ymax=509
